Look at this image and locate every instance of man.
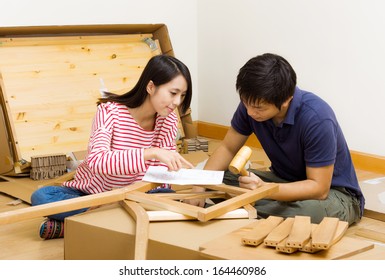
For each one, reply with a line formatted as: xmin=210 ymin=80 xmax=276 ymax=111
xmin=189 ymin=53 xmax=364 ymax=225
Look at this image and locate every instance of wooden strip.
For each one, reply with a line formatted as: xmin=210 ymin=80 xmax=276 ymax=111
xmin=0 ymin=34 xmax=153 ymax=46
xmin=243 ymin=204 xmax=257 ymax=219
xmin=242 ymin=216 xmax=284 ymax=246
xmin=355 ymin=228 xmax=385 ymax=243
xmin=125 ymin=190 xmax=201 ymax=219
xmin=147 ymin=208 xmax=250 ymax=221
xmin=264 ymin=217 xmax=294 ymax=247
xmin=198 ymin=183 xmax=279 ymax=222
xmin=0 ymin=186 xmax=129 ymax=225
xmin=311 ymin=217 xmax=340 ymax=249
xmin=120 ymin=200 xmax=149 ymax=260
xmin=301 ymin=221 xmax=349 ymax=253
xmin=285 ymin=216 xmax=312 ymax=248
xmin=202 ymin=183 xmax=250 ymax=195
xmin=152 ymin=191 xmax=226 ymax=200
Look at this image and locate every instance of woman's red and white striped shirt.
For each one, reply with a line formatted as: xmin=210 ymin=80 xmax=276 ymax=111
xmin=63 ymin=102 xmax=178 ymax=194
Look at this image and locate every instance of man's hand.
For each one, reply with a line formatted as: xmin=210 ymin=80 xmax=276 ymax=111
xmin=182 ymin=186 xmax=206 ymax=207
xmin=238 ymin=172 xmax=265 ymax=190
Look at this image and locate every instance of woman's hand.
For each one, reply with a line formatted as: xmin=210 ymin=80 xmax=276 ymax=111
xmin=146 ymin=148 xmax=194 ymax=171
xmin=238 ymin=172 xmax=265 ymax=190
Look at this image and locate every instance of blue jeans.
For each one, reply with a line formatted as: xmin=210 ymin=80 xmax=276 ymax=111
xmin=31 ymin=186 xmax=89 ymax=221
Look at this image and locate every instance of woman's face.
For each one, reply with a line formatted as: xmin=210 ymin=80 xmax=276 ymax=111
xmin=148 ymin=74 xmax=188 ymax=117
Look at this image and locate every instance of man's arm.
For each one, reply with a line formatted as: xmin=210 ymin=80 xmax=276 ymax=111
xmin=204 ymin=127 xmax=249 ymax=171
xmin=239 ymin=164 xmax=334 ymax=201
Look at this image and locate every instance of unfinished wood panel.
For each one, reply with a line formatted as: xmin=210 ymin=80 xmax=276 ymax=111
xmin=264 ymin=217 xmax=294 ymax=247
xmin=241 ymin=216 xmax=283 ymax=246
xmin=0 ymin=34 xmax=161 ymax=162
xmin=311 ymin=217 xmax=340 ymax=250
xmin=285 ymin=216 xmax=312 ymax=248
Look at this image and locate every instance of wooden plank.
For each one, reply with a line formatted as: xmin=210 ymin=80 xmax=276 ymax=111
xmin=120 ymin=200 xmax=149 ymax=260
xmin=243 ymin=204 xmax=257 ymax=219
xmin=198 ymin=183 xmax=279 ymax=222
xmin=301 ymin=221 xmax=348 ymax=253
xmin=241 ymin=216 xmax=284 ymax=246
xmin=285 ymin=216 xmax=312 ymax=248
xmin=264 ymin=217 xmax=294 ymax=247
xmin=0 ymin=34 xmax=161 ymax=162
xmin=355 ymin=228 xmax=385 ymax=243
xmin=311 ymin=217 xmax=340 ymax=249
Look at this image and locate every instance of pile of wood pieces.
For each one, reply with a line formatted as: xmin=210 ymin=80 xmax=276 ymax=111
xmin=184 ymin=137 xmax=209 ymax=153
xmin=241 ymin=215 xmax=348 ymax=254
xmin=30 ymin=154 xmax=67 ymax=180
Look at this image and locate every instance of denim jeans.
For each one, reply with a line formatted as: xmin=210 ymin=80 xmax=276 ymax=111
xmin=31 ymin=186 xmax=89 ymax=221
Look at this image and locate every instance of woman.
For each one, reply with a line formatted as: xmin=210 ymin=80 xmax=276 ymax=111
xmin=31 ymin=54 xmax=194 ymax=239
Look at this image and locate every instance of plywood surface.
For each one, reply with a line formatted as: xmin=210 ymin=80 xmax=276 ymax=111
xmin=0 ymin=34 xmax=161 ymax=162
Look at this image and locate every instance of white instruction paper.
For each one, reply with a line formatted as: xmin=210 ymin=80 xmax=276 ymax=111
xmin=142 ymin=166 xmax=224 ymax=185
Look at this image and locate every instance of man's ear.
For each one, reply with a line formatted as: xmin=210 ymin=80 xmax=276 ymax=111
xmin=282 ymin=96 xmax=294 ymax=107
xmin=146 ymin=80 xmax=155 ymax=95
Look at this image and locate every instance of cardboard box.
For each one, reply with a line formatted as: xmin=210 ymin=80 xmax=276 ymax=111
xmin=64 ymin=203 xmax=252 ymax=260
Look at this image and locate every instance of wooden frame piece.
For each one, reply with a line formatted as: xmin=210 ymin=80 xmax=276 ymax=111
xmin=120 ymin=200 xmax=149 ymax=260
xmin=0 ymin=180 xmax=278 ymax=225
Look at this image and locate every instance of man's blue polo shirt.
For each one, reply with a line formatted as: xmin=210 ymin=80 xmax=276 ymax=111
xmin=231 ymin=87 xmax=364 ymax=214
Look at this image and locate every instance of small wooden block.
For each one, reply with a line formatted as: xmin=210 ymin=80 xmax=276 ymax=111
xmin=264 ymin=217 xmax=294 ymax=247
xmin=242 ymin=216 xmax=284 ymax=246
xmin=285 ymin=216 xmax=311 ymax=248
xmin=311 ymin=217 xmax=339 ymax=250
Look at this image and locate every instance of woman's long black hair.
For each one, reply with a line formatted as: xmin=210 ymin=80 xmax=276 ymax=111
xmin=98 ymin=54 xmax=192 ymax=114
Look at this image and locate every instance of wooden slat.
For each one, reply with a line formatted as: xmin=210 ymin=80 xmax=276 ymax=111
xmin=301 ymin=221 xmax=349 ymax=253
xmin=355 ymin=228 xmax=385 ymax=243
xmin=241 ymin=216 xmax=284 ymax=246
xmin=264 ymin=217 xmax=294 ymax=247
xmin=311 ymin=217 xmax=340 ymax=249
xmin=285 ymin=216 xmax=312 ymax=248
xmin=198 ymin=183 xmax=279 ymax=222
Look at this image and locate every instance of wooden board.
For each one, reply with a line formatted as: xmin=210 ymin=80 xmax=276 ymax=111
xmin=199 ymin=221 xmax=374 ymax=260
xmin=0 ymin=34 xmax=161 ymax=162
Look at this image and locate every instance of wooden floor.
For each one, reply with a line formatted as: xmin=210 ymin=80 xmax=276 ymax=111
xmin=1 ymin=142 xmax=385 ymax=260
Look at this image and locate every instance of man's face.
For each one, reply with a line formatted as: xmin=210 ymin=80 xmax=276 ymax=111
xmin=242 ymin=100 xmax=280 ymax=122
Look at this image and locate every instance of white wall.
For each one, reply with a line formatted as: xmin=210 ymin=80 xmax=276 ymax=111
xmin=1 ymin=0 xmax=385 ymax=156
xmin=197 ymin=0 xmax=385 ymax=156
xmin=0 ymin=0 xmax=199 ymax=123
